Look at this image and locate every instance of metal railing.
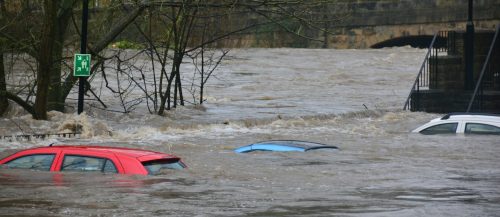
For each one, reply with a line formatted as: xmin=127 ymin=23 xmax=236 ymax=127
xmin=403 ymin=31 xmax=449 ymax=111
xmin=0 ymin=133 xmax=81 ymax=142
xmin=466 ymin=24 xmax=500 ymax=112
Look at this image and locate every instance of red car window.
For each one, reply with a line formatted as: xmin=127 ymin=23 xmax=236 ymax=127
xmin=4 ymin=154 xmax=55 ymax=171
xmin=142 ymin=159 xmax=186 ymax=175
xmin=60 ymin=155 xmax=118 ymax=173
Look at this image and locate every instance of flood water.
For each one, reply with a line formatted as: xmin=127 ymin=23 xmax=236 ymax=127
xmin=1 ymin=48 xmax=499 ymax=216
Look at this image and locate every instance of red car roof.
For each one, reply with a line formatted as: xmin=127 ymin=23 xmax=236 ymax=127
xmin=29 ymin=145 xmax=176 ymax=160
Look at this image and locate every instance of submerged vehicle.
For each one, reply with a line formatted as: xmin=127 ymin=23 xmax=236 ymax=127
xmin=234 ymin=140 xmax=339 ymax=153
xmin=412 ymin=113 xmax=500 ymax=135
xmin=0 ymin=145 xmax=186 ymax=175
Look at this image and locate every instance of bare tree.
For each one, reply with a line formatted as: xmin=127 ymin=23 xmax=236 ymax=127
xmin=189 ymin=46 xmax=228 ymax=105
xmin=0 ymin=0 xmax=148 ymax=119
xmin=1 ymin=0 xmax=347 ymax=119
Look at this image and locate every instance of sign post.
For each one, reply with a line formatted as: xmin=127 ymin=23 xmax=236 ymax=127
xmin=77 ymin=0 xmax=89 ymax=114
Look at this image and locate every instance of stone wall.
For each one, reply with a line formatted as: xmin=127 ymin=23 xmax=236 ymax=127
xmin=221 ymin=0 xmax=500 ymax=48
xmin=330 ymin=20 xmax=500 ymax=49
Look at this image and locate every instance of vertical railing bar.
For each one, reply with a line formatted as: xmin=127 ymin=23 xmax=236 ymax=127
xmin=480 ymin=80 xmax=484 ymax=111
xmin=435 ymin=45 xmax=438 ymax=87
xmin=427 ymin=45 xmax=430 ymax=87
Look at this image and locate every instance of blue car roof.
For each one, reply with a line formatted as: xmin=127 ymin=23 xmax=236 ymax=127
xmin=234 ymin=140 xmax=339 ymax=153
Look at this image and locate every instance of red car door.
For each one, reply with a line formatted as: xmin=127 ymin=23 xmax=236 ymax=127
xmin=54 ymin=150 xmax=125 ymax=174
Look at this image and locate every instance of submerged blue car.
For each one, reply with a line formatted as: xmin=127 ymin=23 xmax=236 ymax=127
xmin=234 ymin=140 xmax=339 ymax=153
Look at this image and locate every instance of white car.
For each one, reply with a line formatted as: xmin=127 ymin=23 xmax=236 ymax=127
xmin=412 ymin=113 xmax=500 ymax=135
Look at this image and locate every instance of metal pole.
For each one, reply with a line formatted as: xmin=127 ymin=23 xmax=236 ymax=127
xmin=464 ymin=0 xmax=475 ymax=90
xmin=78 ymin=0 xmax=89 ymax=114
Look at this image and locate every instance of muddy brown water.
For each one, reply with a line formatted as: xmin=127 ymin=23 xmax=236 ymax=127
xmin=1 ymin=48 xmax=499 ymax=216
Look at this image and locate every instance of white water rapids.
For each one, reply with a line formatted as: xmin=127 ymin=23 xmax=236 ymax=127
xmin=0 ymin=47 xmax=499 ymax=216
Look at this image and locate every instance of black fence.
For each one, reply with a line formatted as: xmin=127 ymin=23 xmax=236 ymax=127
xmin=467 ymin=25 xmax=500 ymax=112
xmin=403 ymin=31 xmax=450 ymax=111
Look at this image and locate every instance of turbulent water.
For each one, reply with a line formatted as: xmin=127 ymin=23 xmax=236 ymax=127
xmin=1 ymin=48 xmax=499 ymax=217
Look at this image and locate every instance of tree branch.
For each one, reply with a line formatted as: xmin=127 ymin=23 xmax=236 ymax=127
xmin=0 ymin=90 xmax=36 ymax=116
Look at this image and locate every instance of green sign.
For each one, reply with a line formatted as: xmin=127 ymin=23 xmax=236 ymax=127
xmin=74 ymin=54 xmax=91 ymax=77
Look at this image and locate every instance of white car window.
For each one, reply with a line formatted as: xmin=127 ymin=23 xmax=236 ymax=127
xmin=465 ymin=123 xmax=500 ymax=135
xmin=420 ymin=123 xmax=458 ymax=134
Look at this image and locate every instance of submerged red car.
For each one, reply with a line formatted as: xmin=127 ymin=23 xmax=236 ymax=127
xmin=0 ymin=145 xmax=186 ymax=175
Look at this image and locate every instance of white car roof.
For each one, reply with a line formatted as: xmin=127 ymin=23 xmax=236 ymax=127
xmin=438 ymin=113 xmax=500 ymax=122
xmin=413 ymin=113 xmax=500 ymax=133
